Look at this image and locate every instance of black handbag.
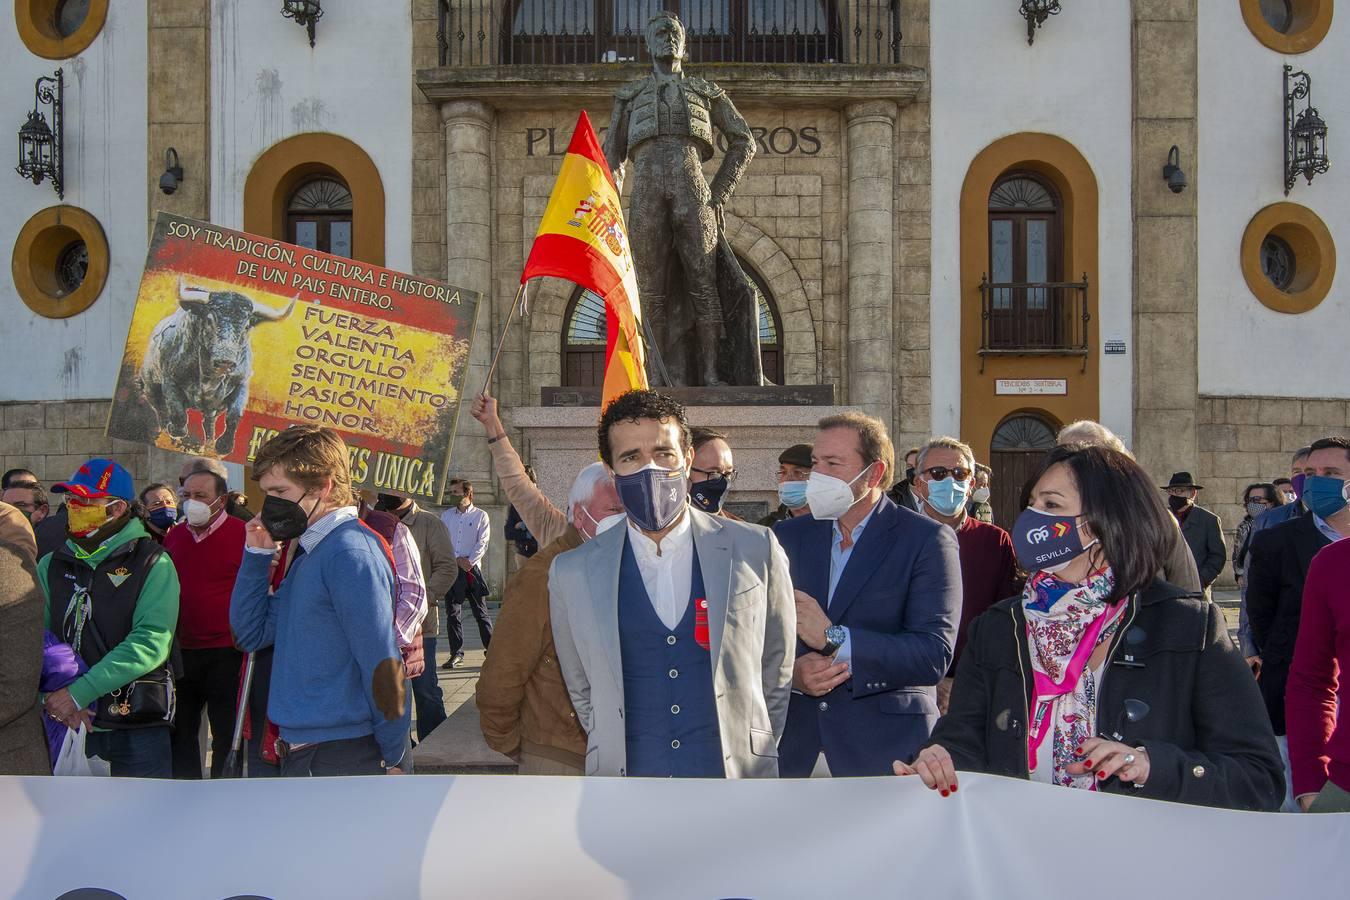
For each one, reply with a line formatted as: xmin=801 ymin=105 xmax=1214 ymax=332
xmin=83 ymin=601 xmax=177 ymax=730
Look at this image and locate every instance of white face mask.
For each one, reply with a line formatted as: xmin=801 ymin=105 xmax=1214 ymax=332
xmin=182 ymin=498 xmax=219 ymax=528
xmin=806 ymin=464 xmax=873 ymax=521
xmin=578 ymin=506 xmax=626 ymax=541
xmin=971 ymin=486 xmax=991 ymax=504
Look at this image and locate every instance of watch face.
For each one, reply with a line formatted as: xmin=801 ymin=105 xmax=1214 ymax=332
xmin=826 ymin=625 xmax=846 ymax=645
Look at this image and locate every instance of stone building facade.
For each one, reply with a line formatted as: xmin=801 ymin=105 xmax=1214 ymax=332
xmin=2 ymin=1 xmax=1348 ymax=590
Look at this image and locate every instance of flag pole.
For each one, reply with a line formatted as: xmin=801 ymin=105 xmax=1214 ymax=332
xmin=481 ymin=282 xmax=527 ymax=397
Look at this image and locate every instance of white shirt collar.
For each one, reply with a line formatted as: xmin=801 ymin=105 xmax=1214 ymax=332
xmin=299 ymin=506 xmax=359 ymax=554
xmin=627 ymin=508 xmax=693 ymax=559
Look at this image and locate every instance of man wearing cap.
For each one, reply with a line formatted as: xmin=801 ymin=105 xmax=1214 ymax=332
xmin=759 ymin=443 xmax=814 ymax=527
xmin=36 ymin=458 xmax=181 ymax=777
xmin=1163 ymin=472 xmax=1227 ymax=595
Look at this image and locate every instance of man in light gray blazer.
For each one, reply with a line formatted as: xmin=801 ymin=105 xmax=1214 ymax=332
xmin=549 ymin=390 xmax=795 ymax=778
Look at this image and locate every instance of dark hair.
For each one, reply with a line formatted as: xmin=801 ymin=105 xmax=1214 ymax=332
xmin=4 ymin=479 xmax=47 ymax=509
xmin=1293 ymin=446 xmax=1313 ymax=464
xmin=597 ymin=390 xmax=692 ymax=467
xmin=182 ymin=470 xmax=227 ymax=498
xmin=1308 ymin=436 xmax=1350 ymax=463
xmin=225 ymin=491 xmax=252 ymax=519
xmin=690 ymin=427 xmax=728 ymax=453
xmin=1029 ymin=444 xmax=1173 ymax=603
xmin=523 ymin=465 xmax=537 ymax=484
xmin=975 ymin=462 xmax=992 ymax=477
xmin=139 ymin=482 xmax=175 ymax=504
xmin=448 ymin=478 xmax=473 ymax=496
xmin=1273 ymin=477 xmax=1293 ymax=487
xmin=2 ymin=468 xmax=38 ymax=490
xmin=1243 ymin=482 xmax=1285 ymax=507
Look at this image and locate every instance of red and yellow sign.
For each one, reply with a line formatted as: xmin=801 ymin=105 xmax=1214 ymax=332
xmin=106 ymin=213 xmax=480 ymax=502
xmin=521 ymin=111 xmax=646 ymax=405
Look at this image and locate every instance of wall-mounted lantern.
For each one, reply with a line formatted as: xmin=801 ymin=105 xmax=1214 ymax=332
xmin=159 ymin=147 xmax=184 ymax=195
xmin=1162 ymin=145 xmax=1187 ymax=194
xmin=282 ymin=0 xmax=322 ymax=48
xmin=1019 ymin=0 xmax=1061 ymax=46
xmin=15 ymin=68 xmax=63 ymax=199
xmin=1284 ymin=65 xmax=1329 ymax=195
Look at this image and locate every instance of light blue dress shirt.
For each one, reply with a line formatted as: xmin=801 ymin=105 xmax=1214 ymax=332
xmin=826 ymin=500 xmax=881 ymax=665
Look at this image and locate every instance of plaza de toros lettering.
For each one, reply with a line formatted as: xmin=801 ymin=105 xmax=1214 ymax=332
xmin=525 ymin=124 xmax=823 ymax=157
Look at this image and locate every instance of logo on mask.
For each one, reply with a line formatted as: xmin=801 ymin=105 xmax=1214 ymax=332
xmin=1027 ymin=525 xmax=1051 ymax=544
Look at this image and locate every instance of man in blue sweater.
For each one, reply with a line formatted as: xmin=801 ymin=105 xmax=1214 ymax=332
xmin=230 ymin=426 xmax=407 ymax=776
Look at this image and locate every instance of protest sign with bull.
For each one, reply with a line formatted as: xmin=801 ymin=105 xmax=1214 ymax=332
xmin=107 ymin=212 xmax=480 ymax=504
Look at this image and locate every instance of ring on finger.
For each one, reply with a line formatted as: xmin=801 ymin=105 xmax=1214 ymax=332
xmin=1123 ymin=753 xmax=1136 ymax=765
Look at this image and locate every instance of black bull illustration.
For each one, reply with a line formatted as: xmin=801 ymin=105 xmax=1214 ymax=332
xmin=137 ymin=278 xmax=296 ymax=455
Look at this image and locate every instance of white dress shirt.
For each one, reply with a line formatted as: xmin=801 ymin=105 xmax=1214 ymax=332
xmin=440 ymin=503 xmax=490 ymax=566
xmin=626 ymin=511 xmax=694 ymax=631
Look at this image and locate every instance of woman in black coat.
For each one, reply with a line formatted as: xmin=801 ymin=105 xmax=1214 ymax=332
xmin=894 ymin=444 xmax=1284 ymax=811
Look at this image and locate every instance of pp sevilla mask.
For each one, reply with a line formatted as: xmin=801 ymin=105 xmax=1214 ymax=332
xmin=1011 ymin=507 xmax=1096 ymax=574
xmin=613 ymin=463 xmax=688 ymax=532
xmin=689 ymin=474 xmax=730 ymax=514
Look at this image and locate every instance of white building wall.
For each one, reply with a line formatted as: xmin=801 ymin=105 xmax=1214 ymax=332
xmin=0 ymin=5 xmax=148 ymax=402
xmin=928 ymin=0 xmax=1134 ymax=444
xmin=210 ymin=0 xmax=413 ymax=273
xmin=1197 ymin=5 xmax=1350 ymax=398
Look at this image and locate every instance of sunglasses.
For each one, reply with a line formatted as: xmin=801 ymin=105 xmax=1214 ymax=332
xmin=920 ymin=466 xmax=972 ymax=483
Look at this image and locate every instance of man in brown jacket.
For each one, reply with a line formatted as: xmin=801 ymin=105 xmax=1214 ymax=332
xmin=0 ymin=500 xmax=50 ymax=775
xmin=476 ymin=463 xmax=625 ymax=774
xmin=377 ymin=493 xmax=460 ymax=740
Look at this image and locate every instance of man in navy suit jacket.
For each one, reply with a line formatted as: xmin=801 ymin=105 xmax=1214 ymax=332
xmin=774 ymin=413 xmax=961 ymax=777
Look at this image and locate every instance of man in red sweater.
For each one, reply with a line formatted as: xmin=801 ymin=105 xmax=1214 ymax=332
xmin=164 ymin=468 xmax=246 ymax=778
xmin=911 ymin=437 xmax=1022 ymax=715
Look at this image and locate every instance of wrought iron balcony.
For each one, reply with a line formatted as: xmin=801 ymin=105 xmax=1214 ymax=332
xmin=437 ymin=1 xmax=901 ymax=67
xmin=978 ymin=274 xmax=1091 ymax=369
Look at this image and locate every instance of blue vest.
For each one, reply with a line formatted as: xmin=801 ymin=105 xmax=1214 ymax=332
xmin=617 ymin=536 xmax=725 ymax=778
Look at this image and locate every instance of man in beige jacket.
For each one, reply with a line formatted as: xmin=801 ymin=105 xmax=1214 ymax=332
xmin=0 ymin=501 xmax=50 ymax=775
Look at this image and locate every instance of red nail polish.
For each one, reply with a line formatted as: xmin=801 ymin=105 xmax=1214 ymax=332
xmin=949 ymin=784 xmax=958 ymax=793
xmin=1084 ymin=759 xmax=1093 ymax=768
xmin=940 ymin=789 xmax=949 ymax=797
xmin=1097 ymin=770 xmax=1107 ymax=780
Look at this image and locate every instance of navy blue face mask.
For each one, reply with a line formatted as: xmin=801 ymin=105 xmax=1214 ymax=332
xmin=689 ymin=474 xmax=730 ymax=514
xmin=1011 ymin=507 xmax=1097 ymax=574
xmin=147 ymin=507 xmax=177 ymax=532
xmin=613 ymin=463 xmax=688 ymax=532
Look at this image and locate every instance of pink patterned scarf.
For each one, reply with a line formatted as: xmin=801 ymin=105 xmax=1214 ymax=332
xmin=1022 ymin=568 xmax=1125 ymax=789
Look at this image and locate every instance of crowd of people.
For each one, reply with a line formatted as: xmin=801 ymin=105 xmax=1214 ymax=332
xmin=2 ymin=390 xmax=1348 ymax=815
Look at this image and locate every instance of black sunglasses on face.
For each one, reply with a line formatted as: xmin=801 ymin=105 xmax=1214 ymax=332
xmin=920 ymin=466 xmax=972 ymax=482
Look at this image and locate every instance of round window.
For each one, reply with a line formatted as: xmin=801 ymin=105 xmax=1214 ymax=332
xmin=1260 ymin=234 xmax=1296 ymax=292
xmin=1259 ymin=0 xmax=1294 ymax=31
xmin=15 ymin=0 xmax=108 ymax=59
xmin=54 ymin=0 xmax=91 ymax=37
xmin=1241 ymin=202 xmax=1336 ymax=315
xmin=1240 ymin=0 xmax=1333 ymax=54
xmin=56 ymin=239 xmax=88 ymax=294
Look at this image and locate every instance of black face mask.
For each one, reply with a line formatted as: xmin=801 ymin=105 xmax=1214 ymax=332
xmin=260 ymin=493 xmax=314 ymax=542
xmin=375 ymin=493 xmax=404 ymax=513
xmin=1167 ymin=494 xmax=1191 ymax=513
xmin=689 ymin=475 xmax=730 ymax=514
xmin=905 ymin=466 xmax=917 ymax=484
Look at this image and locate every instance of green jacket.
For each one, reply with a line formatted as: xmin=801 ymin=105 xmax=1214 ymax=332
xmin=37 ymin=518 xmax=180 ymax=711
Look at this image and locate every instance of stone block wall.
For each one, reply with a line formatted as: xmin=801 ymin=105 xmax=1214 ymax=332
xmin=1197 ymin=394 xmax=1350 ymax=587
xmin=895 ymin=0 xmax=931 ymax=452
xmin=1 ymin=400 xmax=184 ymax=489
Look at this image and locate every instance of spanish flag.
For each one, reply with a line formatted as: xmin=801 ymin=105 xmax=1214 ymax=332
xmin=521 ymin=111 xmax=646 ymax=405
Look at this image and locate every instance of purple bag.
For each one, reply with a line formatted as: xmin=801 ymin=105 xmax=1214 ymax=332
xmin=40 ymin=631 xmax=88 ymax=770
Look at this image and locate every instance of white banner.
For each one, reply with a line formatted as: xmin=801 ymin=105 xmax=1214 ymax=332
xmin=0 ymin=773 xmax=1346 ymax=899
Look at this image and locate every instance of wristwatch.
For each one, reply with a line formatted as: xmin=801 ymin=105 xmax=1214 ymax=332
xmin=821 ymin=625 xmax=846 ymax=657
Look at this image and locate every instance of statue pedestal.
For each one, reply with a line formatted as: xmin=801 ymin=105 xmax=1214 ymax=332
xmin=513 ymin=393 xmax=854 ymax=522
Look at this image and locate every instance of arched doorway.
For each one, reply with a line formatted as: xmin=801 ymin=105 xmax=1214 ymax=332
xmin=989 ymin=411 xmax=1060 ymax=527
xmin=286 ymin=175 xmax=354 ymax=257
xmin=560 ymin=257 xmax=783 ymax=386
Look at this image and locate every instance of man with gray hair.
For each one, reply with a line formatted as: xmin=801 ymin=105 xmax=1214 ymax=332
xmin=910 ymin=437 xmax=1020 ymax=714
xmin=477 ymin=463 xmax=626 ymax=774
xmin=1054 ymin=420 xmax=1202 ymax=593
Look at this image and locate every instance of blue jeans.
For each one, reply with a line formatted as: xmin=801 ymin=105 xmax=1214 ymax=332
xmin=410 ymin=635 xmax=447 ymax=741
xmin=85 ymin=726 xmax=172 ymax=778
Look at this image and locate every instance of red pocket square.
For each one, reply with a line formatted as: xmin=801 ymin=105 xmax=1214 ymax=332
xmin=694 ymin=597 xmax=710 ymax=650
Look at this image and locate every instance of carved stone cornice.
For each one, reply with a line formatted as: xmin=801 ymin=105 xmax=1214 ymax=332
xmin=417 ymin=63 xmax=925 ymax=109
